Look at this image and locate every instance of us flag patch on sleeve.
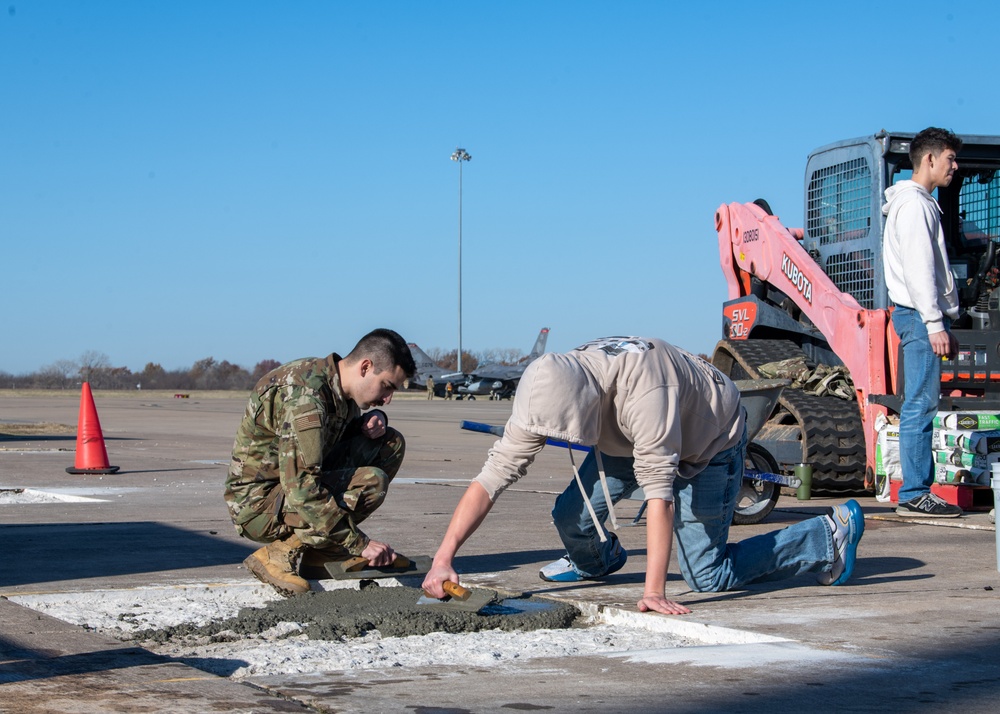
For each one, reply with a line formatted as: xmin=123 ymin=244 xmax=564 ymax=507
xmin=294 ymin=413 xmax=323 ymax=431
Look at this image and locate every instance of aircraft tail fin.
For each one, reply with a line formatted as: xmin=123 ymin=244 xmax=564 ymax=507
xmin=407 ymin=343 xmax=438 ymax=371
xmin=527 ymin=328 xmax=550 ymax=360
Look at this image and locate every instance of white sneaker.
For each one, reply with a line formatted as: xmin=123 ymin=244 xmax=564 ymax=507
xmin=817 ymin=499 xmax=864 ymax=586
xmin=539 ymin=556 xmax=585 ymax=582
xmin=539 ymin=541 xmax=628 ymax=583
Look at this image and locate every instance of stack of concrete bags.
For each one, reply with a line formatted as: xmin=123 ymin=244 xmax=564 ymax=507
xmin=933 ymin=411 xmax=1000 ymax=486
xmin=874 ymin=413 xmax=900 ymax=502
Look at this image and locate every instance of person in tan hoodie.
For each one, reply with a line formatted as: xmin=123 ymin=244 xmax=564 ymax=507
xmin=423 ymin=337 xmax=864 ymax=614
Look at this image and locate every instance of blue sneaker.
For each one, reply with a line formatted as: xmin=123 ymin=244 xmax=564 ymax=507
xmin=539 ymin=539 xmax=627 ymax=582
xmin=818 ymin=499 xmax=864 ymax=586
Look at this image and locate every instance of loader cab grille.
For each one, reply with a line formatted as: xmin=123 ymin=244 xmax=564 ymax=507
xmin=806 ymin=158 xmax=872 ymax=247
xmin=824 ymin=249 xmax=876 ymax=309
xmin=806 ymin=157 xmax=876 ymax=308
xmin=958 ymin=172 xmax=1000 ymax=248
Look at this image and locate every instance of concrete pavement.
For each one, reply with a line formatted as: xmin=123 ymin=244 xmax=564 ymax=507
xmin=2 ymin=391 xmax=999 ymax=713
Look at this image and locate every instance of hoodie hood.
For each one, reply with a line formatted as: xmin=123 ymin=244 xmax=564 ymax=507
xmin=508 ymin=353 xmax=602 ymax=445
xmin=881 ymin=178 xmax=958 ymax=326
xmin=883 ymin=179 xmax=933 ymax=216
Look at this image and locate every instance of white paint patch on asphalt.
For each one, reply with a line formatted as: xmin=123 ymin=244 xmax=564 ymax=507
xmin=0 ymin=448 xmax=67 ymax=453
xmin=593 ymin=603 xmax=789 ymax=645
xmin=10 ymin=583 xmax=285 ymax=630
xmin=607 ymin=640 xmax=857 ymax=667
xmin=155 ymin=624 xmax=705 ymax=679
xmin=392 ymin=477 xmax=474 ymax=484
xmin=0 ymin=488 xmax=108 ymax=504
xmin=729 ymin=605 xmax=879 ymax=627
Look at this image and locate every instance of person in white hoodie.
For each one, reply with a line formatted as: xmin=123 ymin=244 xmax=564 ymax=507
xmin=882 ymin=127 xmax=963 ymax=518
xmin=422 ymin=337 xmax=864 ymax=615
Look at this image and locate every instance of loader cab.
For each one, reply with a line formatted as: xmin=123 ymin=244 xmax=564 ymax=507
xmin=883 ymin=138 xmax=1000 ymax=322
xmin=803 ymin=131 xmax=1000 ymax=317
xmin=804 ymin=131 xmax=1000 ymax=404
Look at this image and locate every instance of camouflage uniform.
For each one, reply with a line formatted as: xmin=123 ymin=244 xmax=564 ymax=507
xmin=225 ymin=354 xmax=405 ymax=555
xmin=758 ymin=357 xmax=855 ymax=400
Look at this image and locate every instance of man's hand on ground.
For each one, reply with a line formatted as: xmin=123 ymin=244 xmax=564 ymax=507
xmin=637 ymin=594 xmax=691 ymax=615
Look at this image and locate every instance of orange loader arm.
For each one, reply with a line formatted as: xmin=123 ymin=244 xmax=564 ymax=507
xmin=715 ymin=201 xmax=897 ymax=483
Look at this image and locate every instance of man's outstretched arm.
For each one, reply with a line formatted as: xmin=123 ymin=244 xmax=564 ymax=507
xmin=422 ymin=482 xmax=495 ymax=597
xmin=637 ymin=498 xmax=691 ymax=615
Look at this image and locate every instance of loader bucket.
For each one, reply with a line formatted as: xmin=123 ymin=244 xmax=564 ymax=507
xmin=733 ymin=379 xmax=790 ymax=441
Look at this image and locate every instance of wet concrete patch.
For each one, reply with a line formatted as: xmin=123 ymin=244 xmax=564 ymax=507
xmin=139 ymin=582 xmax=580 ymax=642
xmin=10 ymin=582 xmax=702 ymax=678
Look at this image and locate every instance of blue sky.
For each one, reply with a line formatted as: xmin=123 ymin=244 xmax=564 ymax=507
xmin=3 ymin=1 xmax=998 ymax=375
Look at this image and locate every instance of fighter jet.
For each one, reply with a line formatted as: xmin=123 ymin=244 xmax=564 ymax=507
xmin=457 ymin=327 xmax=550 ymax=400
xmin=407 ymin=343 xmax=465 ymax=395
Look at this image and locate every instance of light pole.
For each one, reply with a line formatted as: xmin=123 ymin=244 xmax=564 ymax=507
xmin=451 ymin=147 xmax=471 ymax=373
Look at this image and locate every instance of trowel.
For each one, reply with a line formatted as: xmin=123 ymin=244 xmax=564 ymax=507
xmin=316 ymin=554 xmax=433 ymax=581
xmin=416 ymin=580 xmax=496 ymax=613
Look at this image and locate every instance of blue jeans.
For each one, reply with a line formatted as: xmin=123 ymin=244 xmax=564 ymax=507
xmin=550 ymin=429 xmax=836 ymax=591
xmin=891 ymin=306 xmax=942 ymax=504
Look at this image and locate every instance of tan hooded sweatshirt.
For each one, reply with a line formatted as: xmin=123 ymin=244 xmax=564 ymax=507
xmin=473 ymin=337 xmax=745 ymax=503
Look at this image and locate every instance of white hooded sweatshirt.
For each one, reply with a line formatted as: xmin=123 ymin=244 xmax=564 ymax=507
xmin=882 ymin=180 xmax=959 ymax=333
xmin=473 ymin=337 xmax=744 ymax=504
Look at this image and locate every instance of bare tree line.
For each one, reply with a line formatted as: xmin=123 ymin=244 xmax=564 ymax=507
xmin=1 ymin=346 xmax=530 ymax=391
xmin=0 ymin=351 xmax=281 ymax=391
xmin=423 ymin=347 xmax=528 ymax=374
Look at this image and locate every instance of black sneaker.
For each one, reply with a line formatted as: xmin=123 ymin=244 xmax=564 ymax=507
xmin=895 ymin=492 xmax=963 ymax=518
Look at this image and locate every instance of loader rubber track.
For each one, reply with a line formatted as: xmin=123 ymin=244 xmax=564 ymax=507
xmin=712 ymin=339 xmax=866 ymax=492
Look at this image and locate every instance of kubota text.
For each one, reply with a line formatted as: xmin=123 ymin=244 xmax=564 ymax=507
xmin=781 ymin=253 xmax=813 ymax=304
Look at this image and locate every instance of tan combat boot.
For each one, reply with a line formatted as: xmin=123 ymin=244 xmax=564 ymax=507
xmin=243 ymin=533 xmax=310 ymax=596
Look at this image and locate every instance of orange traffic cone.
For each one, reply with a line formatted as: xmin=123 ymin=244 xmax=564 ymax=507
xmin=66 ymin=382 xmax=120 ymax=475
